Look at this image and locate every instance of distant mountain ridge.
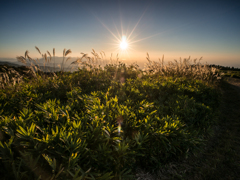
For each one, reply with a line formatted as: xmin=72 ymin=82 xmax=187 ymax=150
xmin=0 ymin=56 xmax=113 ymax=69
xmin=0 ymin=61 xmax=22 ymax=67
xmin=0 ymin=57 xmax=79 ymax=66
xmin=0 ymin=57 xmax=108 ymax=72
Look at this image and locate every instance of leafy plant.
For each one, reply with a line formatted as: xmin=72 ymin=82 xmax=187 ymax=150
xmin=0 ymin=48 xmax=221 ymax=179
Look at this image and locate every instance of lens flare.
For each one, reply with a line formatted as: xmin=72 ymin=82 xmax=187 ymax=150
xmin=117 ymin=115 xmax=123 ymax=135
xmin=118 ymin=124 xmax=121 ymax=135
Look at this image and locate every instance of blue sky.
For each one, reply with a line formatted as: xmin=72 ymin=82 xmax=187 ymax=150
xmin=1 ymin=0 xmax=240 ymax=67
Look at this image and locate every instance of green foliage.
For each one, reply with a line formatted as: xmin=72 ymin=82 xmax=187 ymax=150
xmin=220 ymin=70 xmax=240 ymax=79
xmin=0 ymin=58 xmax=220 ymax=179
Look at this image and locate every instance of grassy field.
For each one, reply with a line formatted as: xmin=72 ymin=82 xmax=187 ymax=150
xmin=220 ymin=70 xmax=240 ymax=79
xmin=0 ymin=48 xmax=226 ymax=179
xmin=208 ymin=65 xmax=240 ymax=79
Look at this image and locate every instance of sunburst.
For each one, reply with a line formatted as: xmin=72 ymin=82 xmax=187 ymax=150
xmin=95 ymin=7 xmax=162 ymax=60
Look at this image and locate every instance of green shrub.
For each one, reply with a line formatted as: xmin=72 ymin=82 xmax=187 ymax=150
xmin=0 ymin=49 xmax=220 ymax=179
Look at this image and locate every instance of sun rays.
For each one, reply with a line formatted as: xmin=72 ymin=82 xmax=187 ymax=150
xmin=93 ymin=7 xmax=163 ymax=60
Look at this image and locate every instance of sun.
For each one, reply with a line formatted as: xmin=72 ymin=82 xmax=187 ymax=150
xmin=120 ymin=41 xmax=128 ymax=50
xmin=96 ymin=8 xmax=161 ymax=59
xmin=119 ymin=35 xmax=128 ymax=50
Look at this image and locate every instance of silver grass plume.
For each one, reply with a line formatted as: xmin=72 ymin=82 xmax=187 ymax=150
xmin=47 ymin=51 xmax=52 ymax=60
xmin=35 ymin=46 xmax=41 ymax=55
xmin=16 ymin=56 xmax=27 ymax=64
xmin=25 ymin=50 xmax=29 ymax=59
xmin=63 ymin=49 xmax=66 ymax=57
xmin=65 ymin=49 xmax=72 ymax=56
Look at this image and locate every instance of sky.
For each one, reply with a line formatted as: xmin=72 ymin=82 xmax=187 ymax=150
xmin=1 ymin=0 xmax=240 ymax=67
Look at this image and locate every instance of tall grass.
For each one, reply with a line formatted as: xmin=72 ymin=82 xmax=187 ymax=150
xmin=0 ymin=47 xmax=220 ymax=90
xmin=145 ymin=53 xmax=219 ymax=82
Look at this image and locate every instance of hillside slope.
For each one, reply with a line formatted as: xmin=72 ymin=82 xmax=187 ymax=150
xmin=136 ymin=77 xmax=240 ymax=180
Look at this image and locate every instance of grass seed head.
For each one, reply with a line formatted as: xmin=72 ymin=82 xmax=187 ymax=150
xmin=35 ymin=46 xmax=41 ymax=55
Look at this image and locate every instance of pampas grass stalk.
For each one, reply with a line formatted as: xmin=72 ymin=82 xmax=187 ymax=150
xmin=53 ymin=48 xmax=55 ymax=72
xmin=61 ymin=49 xmax=72 ymax=72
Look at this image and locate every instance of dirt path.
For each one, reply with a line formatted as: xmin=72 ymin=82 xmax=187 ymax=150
xmin=187 ymin=77 xmax=240 ymax=180
xmin=136 ymin=78 xmax=240 ymax=180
